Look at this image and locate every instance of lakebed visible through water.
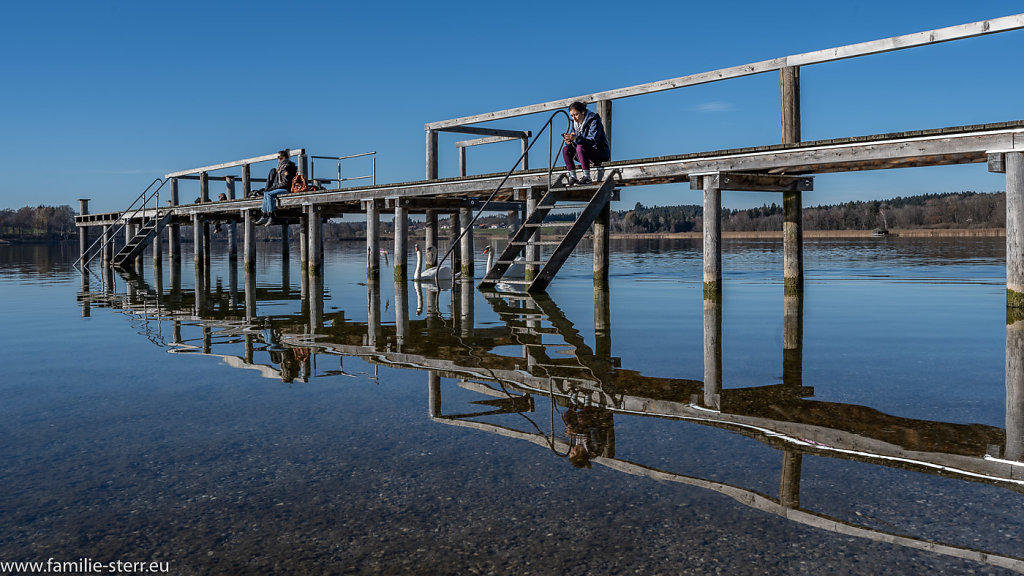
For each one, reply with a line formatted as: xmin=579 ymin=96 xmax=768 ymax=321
xmin=1 ymin=236 xmax=1022 ymax=575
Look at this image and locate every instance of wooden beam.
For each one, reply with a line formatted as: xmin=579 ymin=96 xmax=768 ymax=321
xmin=690 ymin=173 xmax=813 ymax=192
xmin=455 ymin=134 xmax=530 ymax=148
xmin=165 ymin=148 xmax=305 ymax=178
xmin=990 ymin=152 xmax=1007 ymax=173
xmin=436 ymin=126 xmax=531 ymax=138
xmin=425 ymin=14 xmax=1024 ymax=130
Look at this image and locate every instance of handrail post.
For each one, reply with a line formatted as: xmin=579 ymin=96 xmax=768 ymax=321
xmin=241 ymin=164 xmax=251 ymax=197
xmin=459 ymin=146 xmax=467 ymax=177
xmin=200 ymin=171 xmax=209 ymax=203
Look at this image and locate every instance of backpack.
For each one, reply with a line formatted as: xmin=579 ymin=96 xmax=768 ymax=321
xmin=290 ymin=173 xmax=309 ymax=193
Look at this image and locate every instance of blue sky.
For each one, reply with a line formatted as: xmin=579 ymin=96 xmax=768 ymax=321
xmin=2 ymin=1 xmax=1023 ymax=214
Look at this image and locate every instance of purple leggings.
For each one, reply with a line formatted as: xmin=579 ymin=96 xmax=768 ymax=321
xmin=562 ymin=143 xmax=609 ymax=171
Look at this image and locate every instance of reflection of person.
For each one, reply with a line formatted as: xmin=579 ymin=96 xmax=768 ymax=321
xmin=255 ymin=150 xmax=297 ymax=226
xmin=561 ymin=394 xmax=613 ymax=468
xmin=562 ymin=101 xmax=610 ymax=186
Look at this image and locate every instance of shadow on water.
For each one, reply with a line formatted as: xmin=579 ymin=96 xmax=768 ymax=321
xmin=74 ymin=253 xmax=1024 ymax=573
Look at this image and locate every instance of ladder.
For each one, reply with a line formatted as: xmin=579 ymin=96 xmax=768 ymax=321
xmin=479 ymin=171 xmax=617 ymax=292
xmin=112 ymin=212 xmax=173 ymax=268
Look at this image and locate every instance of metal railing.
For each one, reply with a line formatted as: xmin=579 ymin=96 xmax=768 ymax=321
xmin=310 ymin=151 xmax=376 ymax=187
xmin=433 ymin=110 xmax=571 ymax=287
xmin=73 ymin=178 xmax=168 ymax=270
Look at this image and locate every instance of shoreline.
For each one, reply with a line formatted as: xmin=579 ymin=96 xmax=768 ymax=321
xmin=608 ymin=228 xmax=1006 ymax=239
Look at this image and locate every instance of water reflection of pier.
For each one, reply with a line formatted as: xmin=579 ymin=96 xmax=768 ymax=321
xmin=79 ymin=267 xmax=1024 ymax=572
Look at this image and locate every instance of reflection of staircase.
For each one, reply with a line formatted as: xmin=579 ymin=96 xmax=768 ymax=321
xmin=113 ymin=212 xmax=172 ymax=267
xmin=479 ymin=171 xmax=617 ymax=292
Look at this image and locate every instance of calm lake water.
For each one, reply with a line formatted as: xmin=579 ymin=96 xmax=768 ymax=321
xmin=1 ymin=236 xmax=1022 ymax=575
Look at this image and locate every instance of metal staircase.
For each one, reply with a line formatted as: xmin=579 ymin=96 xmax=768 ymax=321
xmin=112 ymin=212 xmax=173 ymax=268
xmin=479 ymin=171 xmax=617 ymax=292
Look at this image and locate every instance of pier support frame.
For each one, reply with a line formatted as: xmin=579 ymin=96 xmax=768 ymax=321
xmin=703 ymin=298 xmax=722 ymax=410
xmin=192 ymin=214 xmax=203 ymax=268
xmin=299 ymin=210 xmax=309 ymax=274
xmin=366 ymin=200 xmax=380 ymax=282
xmin=701 ymin=175 xmax=722 ymax=300
xmin=395 ymin=204 xmax=408 ymax=281
xmin=459 ymin=206 xmax=474 ymax=278
xmin=1007 ymin=310 xmax=1024 ymax=462
xmin=226 ymin=177 xmax=237 ymax=261
xmin=101 ymin=224 xmax=111 ymax=266
xmin=781 ymin=66 xmax=803 ymax=295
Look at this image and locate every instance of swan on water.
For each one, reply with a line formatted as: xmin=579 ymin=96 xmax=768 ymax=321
xmin=483 ymin=246 xmax=526 ymax=277
xmin=414 ymin=244 xmax=454 ymax=282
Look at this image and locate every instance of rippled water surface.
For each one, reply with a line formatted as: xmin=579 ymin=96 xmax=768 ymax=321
xmin=1 ymin=236 xmax=1021 ymax=575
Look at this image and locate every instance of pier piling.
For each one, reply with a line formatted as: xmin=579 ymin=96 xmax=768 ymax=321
xmin=366 ymin=200 xmax=379 ymax=281
xmin=702 ymin=175 xmax=722 ymax=300
xmin=308 ymin=205 xmax=323 ymax=277
xmin=168 ymin=178 xmax=180 ymax=264
xmin=243 ymin=210 xmax=255 ymax=273
xmin=1006 ymin=152 xmax=1024 ymax=307
xmin=781 ymin=66 xmax=803 ymax=295
xmin=395 ymin=204 xmax=408 ymax=280
xmin=77 ymin=199 xmax=90 ymax=262
xmin=459 ymin=206 xmax=474 ymax=278
xmin=703 ymin=298 xmax=722 ymax=410
xmin=425 ymin=209 xmax=438 ymax=269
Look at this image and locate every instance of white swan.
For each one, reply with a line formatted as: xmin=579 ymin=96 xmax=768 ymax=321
xmin=483 ymin=246 xmax=526 ymax=277
xmin=414 ymin=244 xmax=454 ymax=282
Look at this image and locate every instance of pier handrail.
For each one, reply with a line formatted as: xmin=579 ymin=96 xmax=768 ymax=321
xmin=433 ymin=110 xmax=571 ymax=287
xmin=425 ymin=14 xmax=1024 ymax=130
xmin=310 ymin=151 xmax=377 ymax=187
xmin=73 ymin=178 xmax=167 ymax=270
xmin=164 ymin=149 xmax=305 ymax=179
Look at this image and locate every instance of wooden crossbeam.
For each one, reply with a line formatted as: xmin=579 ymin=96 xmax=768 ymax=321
xmin=455 ymin=133 xmax=531 ymax=148
xmin=435 ymin=126 xmax=531 ymax=138
xmin=165 ymin=148 xmax=305 ymax=178
xmin=690 ymin=173 xmax=814 ymax=192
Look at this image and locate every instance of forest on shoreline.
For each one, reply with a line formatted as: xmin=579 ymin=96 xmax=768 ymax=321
xmin=1 ymin=191 xmax=1005 ymax=243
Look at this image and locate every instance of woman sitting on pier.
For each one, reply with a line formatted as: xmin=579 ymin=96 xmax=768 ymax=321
xmin=562 ymin=101 xmax=610 ymax=186
xmin=255 ymin=150 xmax=297 ymax=226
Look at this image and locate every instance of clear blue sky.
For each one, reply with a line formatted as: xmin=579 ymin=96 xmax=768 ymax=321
xmin=3 ymin=0 xmax=1023 ymax=214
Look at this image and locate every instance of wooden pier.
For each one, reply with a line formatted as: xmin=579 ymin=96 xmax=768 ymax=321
xmin=74 ymin=15 xmax=1024 ymax=305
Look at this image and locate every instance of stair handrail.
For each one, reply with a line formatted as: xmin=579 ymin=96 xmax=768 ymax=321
xmin=434 ymin=110 xmax=571 ymax=288
xmin=74 ymin=178 xmax=167 ymax=269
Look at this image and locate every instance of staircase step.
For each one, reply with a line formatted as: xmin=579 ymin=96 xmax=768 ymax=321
xmin=498 ymin=259 xmax=545 ymax=265
xmin=554 ymin=203 xmax=590 ymax=209
xmin=508 ymin=241 xmax=561 ymax=246
xmin=524 ymin=221 xmax=574 ymax=228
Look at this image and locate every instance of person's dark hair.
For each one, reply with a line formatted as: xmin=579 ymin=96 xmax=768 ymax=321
xmin=569 ymin=101 xmax=587 ymax=114
xmin=278 ymin=149 xmax=290 ymax=159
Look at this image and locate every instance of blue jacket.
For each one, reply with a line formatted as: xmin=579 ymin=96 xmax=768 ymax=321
xmin=570 ymin=110 xmax=610 ymax=153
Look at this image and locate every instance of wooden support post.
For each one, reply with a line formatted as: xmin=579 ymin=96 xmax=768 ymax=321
xmin=202 ymin=220 xmax=211 ymax=269
xmin=428 ymin=371 xmax=441 ymax=418
xmin=226 ymin=177 xmax=237 ymax=261
xmin=781 ymin=65 xmax=803 ymax=295
xmin=459 ymin=282 xmax=474 ymax=336
xmin=192 ymin=213 xmax=203 ymax=268
xmin=299 ymin=209 xmax=309 ymax=273
xmin=101 ymin=224 xmax=111 ymax=266
xmin=426 ymin=129 xmax=438 ymax=180
xmin=702 ymin=175 xmax=722 ymax=300
xmin=308 ymin=205 xmax=323 ymax=277
xmin=525 ymin=189 xmax=540 ymax=281
xmin=459 ymin=206 xmax=474 ymax=278
xmin=244 ymin=267 xmax=256 ymax=320
xmin=703 ymin=298 xmax=722 ymax=410
xmin=593 ymin=200 xmax=610 ymax=286
xmin=366 ymin=200 xmax=380 ymax=282
xmin=521 ymin=136 xmax=530 ymax=170
xmin=168 ymin=178 xmax=180 ymax=264
xmin=1006 ymin=313 xmax=1024 ymax=461
xmin=595 ymin=285 xmax=611 ymax=359
xmin=395 ymin=280 xmax=409 ymax=350
xmin=77 ymin=199 xmax=90 ymax=263
xmin=395 ymin=204 xmax=408 ymax=281
xmin=243 ymin=210 xmax=255 ymax=273
xmin=507 ymin=209 xmax=520 ymax=240
xmin=425 ymin=209 xmax=438 ymax=269
xmin=596 ymin=99 xmax=612 ymax=152
xmin=280 ymin=223 xmax=290 ymax=260
xmin=1007 ymin=152 xmax=1024 ymax=307
xmin=458 ymin=146 xmax=467 ymax=177
xmin=367 ymin=282 xmax=380 ymax=347
xmin=450 ymin=212 xmax=461 ymax=273
xmin=779 ymin=451 xmax=803 ymax=508
xmin=199 ymin=171 xmax=209 ymax=203
xmin=783 ymin=293 xmax=803 ymax=387
xmin=152 ymin=215 xmax=162 ymax=269
xmin=242 ymin=164 xmax=251 ymax=198
xmin=310 ymin=273 xmax=324 ymax=334
xmin=296 ymin=153 xmax=308 ymax=178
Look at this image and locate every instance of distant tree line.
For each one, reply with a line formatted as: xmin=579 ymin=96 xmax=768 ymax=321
xmin=0 ymin=192 xmax=1008 ymax=243
xmin=0 ymin=205 xmax=77 ymax=241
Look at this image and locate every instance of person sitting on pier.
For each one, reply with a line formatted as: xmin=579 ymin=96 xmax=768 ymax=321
xmin=562 ymin=101 xmax=610 ymax=186
xmin=254 ymin=150 xmax=297 ymax=226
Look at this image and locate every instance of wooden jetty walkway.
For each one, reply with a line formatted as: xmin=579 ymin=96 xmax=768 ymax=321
xmin=74 ymin=15 xmax=1024 ymax=303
